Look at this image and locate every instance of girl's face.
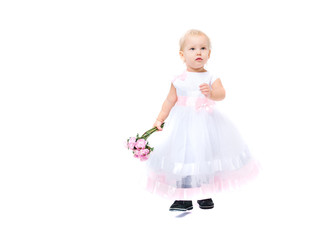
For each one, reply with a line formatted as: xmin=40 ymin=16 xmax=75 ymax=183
xmin=179 ymin=35 xmax=211 ymax=72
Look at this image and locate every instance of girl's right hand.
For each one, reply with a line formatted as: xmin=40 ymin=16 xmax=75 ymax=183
xmin=153 ymin=119 xmax=163 ymax=131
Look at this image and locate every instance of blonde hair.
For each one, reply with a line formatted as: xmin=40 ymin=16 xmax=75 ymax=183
xmin=179 ymin=29 xmax=212 ymax=51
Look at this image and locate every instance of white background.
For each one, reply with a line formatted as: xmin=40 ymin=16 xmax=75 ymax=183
xmin=1 ymin=0 xmax=329 ymax=239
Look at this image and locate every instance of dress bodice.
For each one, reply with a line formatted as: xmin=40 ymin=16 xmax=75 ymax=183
xmin=172 ymin=71 xmax=216 ymax=98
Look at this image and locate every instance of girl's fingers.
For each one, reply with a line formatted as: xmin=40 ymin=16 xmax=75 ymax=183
xmin=200 ymin=87 xmax=209 ymax=91
xmin=154 ymin=121 xmax=163 ymax=131
xmin=200 ymin=84 xmax=210 ymax=90
xmin=199 ymin=84 xmax=210 ymax=97
xmin=201 ymin=89 xmax=209 ymax=93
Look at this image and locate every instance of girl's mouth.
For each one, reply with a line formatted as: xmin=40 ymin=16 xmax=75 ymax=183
xmin=195 ymin=58 xmax=203 ymax=61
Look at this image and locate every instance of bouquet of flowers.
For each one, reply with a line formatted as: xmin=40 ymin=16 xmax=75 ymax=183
xmin=126 ymin=123 xmax=165 ymax=161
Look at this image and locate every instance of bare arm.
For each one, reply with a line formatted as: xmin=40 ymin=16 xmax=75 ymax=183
xmin=153 ymin=83 xmax=177 ymax=130
xmin=210 ymin=78 xmax=226 ymax=101
xmin=199 ymin=78 xmax=226 ymax=101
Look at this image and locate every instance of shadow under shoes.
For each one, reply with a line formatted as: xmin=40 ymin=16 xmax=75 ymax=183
xmin=169 ymin=200 xmax=193 ymax=211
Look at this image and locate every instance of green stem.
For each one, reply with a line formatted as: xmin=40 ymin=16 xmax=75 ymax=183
xmin=141 ymin=122 xmax=165 ymax=140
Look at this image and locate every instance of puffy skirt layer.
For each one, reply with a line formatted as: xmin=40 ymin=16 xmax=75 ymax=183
xmin=146 ymin=105 xmax=260 ymax=200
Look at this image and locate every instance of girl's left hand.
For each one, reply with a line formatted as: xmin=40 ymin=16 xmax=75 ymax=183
xmin=199 ymin=83 xmax=212 ymax=98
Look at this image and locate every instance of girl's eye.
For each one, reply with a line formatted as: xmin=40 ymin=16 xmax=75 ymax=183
xmin=201 ymin=47 xmax=206 ymax=50
xmin=190 ymin=48 xmax=195 ymax=50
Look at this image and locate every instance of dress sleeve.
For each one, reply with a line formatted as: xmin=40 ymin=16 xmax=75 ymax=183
xmin=210 ymin=73 xmax=220 ymax=85
xmin=171 ymin=75 xmax=178 ymax=83
xmin=171 ymin=71 xmax=186 ymax=85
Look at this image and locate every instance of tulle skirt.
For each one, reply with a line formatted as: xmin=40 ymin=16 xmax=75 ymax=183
xmin=146 ymin=104 xmax=260 ymax=200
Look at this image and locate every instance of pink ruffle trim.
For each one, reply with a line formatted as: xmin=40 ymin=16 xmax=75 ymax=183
xmin=176 ymin=96 xmax=215 ymax=112
xmin=146 ymin=159 xmax=261 ymax=200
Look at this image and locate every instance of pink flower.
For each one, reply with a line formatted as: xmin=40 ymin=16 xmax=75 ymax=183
xmin=140 ymin=149 xmax=150 ymax=156
xmin=139 ymin=149 xmax=150 ymax=161
xmin=133 ymin=150 xmax=141 ymax=158
xmin=127 ymin=137 xmax=136 ymax=150
xmin=128 ymin=142 xmax=135 ymax=150
xmin=126 ymin=123 xmax=165 ymax=161
xmin=139 ymin=155 xmax=149 ymax=161
xmin=128 ymin=137 xmax=136 ymax=143
xmin=135 ymin=139 xmax=147 ymax=149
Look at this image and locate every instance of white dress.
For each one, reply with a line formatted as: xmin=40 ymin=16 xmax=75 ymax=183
xmin=146 ymin=71 xmax=260 ymax=200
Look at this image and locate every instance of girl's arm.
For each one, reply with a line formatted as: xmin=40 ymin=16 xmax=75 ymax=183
xmin=200 ymin=78 xmax=226 ymax=101
xmin=153 ymin=83 xmax=177 ymax=130
xmin=210 ymin=78 xmax=226 ymax=101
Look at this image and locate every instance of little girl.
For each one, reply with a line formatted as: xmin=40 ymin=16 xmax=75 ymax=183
xmin=146 ymin=29 xmax=260 ymax=211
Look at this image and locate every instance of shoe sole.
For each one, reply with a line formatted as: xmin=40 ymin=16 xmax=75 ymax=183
xmin=199 ymin=205 xmax=214 ymax=209
xmin=169 ymin=206 xmax=193 ymax=211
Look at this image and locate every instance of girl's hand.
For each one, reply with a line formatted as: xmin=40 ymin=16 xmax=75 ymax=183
xmin=199 ymin=83 xmax=212 ymax=98
xmin=153 ymin=119 xmax=163 ymax=131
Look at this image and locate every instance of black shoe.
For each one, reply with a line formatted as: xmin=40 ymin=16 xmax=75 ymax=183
xmin=197 ymin=198 xmax=214 ymax=209
xmin=169 ymin=200 xmax=193 ymax=211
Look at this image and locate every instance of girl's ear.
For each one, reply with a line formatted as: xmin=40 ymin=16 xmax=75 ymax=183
xmin=179 ymin=51 xmax=185 ymax=62
xmin=208 ymin=49 xmax=211 ymax=59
